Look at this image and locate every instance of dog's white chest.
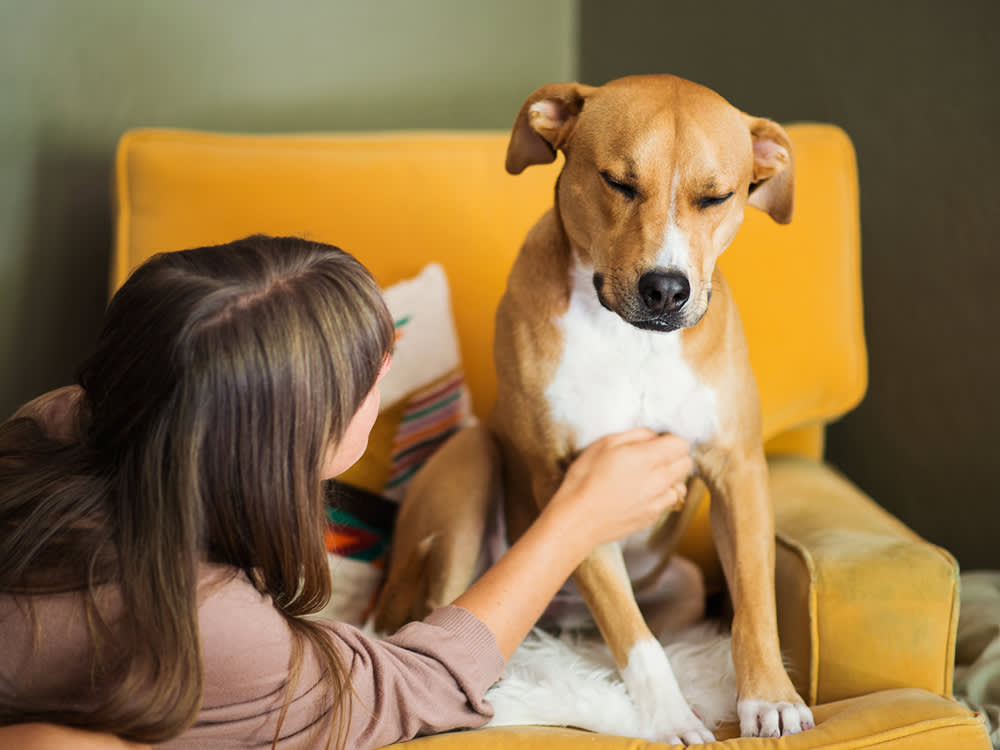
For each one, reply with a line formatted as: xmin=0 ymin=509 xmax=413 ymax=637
xmin=545 ymin=264 xmax=718 ymax=449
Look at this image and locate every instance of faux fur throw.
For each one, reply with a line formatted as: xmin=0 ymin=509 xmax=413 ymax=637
xmin=485 ymin=623 xmax=738 ymax=737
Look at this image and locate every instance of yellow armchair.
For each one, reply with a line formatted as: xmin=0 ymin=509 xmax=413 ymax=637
xmin=112 ymin=126 xmax=988 ymax=748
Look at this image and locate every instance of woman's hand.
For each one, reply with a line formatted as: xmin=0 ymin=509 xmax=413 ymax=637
xmin=544 ymin=428 xmax=693 ymax=550
xmin=452 ymin=427 xmax=694 ymax=659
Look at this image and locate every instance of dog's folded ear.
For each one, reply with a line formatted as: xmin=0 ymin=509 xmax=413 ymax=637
xmin=506 ymin=82 xmax=595 ymax=175
xmin=743 ymin=115 xmax=795 ymax=225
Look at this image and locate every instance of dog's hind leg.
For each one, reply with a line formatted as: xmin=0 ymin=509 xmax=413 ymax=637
xmin=632 ymin=478 xmax=708 ymax=593
xmin=372 ymin=423 xmax=500 ymax=633
xmin=628 ymin=480 xmax=709 ymax=639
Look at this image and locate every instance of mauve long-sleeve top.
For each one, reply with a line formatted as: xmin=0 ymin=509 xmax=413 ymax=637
xmin=0 ymin=564 xmax=504 ymax=749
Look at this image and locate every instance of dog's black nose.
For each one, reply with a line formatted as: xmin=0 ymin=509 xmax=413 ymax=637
xmin=638 ymin=271 xmax=690 ymax=314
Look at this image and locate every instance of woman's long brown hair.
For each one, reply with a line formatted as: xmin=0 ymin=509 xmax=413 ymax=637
xmin=0 ymin=235 xmax=395 ymax=746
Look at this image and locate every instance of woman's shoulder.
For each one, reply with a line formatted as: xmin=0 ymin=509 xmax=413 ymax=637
xmin=0 ymin=585 xmax=125 ymax=710
xmin=195 ymin=564 xmax=300 ymax=694
xmin=189 ymin=563 xmax=352 ymax=744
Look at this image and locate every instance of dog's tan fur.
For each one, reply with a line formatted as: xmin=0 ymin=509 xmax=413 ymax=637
xmin=375 ymin=74 xmax=811 ymax=742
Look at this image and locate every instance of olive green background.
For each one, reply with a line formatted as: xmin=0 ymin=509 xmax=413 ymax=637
xmin=2 ymin=1 xmax=996 ymax=569
xmin=0 ymin=0 xmax=578 ymax=419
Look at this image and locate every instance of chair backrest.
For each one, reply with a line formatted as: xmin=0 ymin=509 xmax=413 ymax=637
xmin=113 ymin=125 xmax=866 ymax=453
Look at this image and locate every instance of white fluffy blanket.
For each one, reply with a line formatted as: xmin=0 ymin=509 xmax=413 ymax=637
xmin=485 ymin=622 xmax=737 ymax=736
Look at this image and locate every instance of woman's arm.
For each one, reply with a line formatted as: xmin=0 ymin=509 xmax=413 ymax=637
xmin=0 ymin=724 xmax=149 ymax=750
xmin=184 ymin=429 xmax=691 ymax=749
xmin=453 ymin=427 xmax=692 ymax=658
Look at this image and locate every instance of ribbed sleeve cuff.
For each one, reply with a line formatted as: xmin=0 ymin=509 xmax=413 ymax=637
xmin=424 ymin=605 xmax=505 ymax=696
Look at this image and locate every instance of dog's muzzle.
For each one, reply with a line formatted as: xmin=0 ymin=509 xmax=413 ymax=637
xmin=594 ymin=270 xmax=697 ymax=333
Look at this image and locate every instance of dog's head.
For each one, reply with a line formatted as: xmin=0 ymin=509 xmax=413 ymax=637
xmin=506 ymin=74 xmax=794 ymax=333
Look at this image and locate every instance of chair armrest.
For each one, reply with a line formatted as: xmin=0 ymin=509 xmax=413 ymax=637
xmin=769 ymin=455 xmax=960 ymax=705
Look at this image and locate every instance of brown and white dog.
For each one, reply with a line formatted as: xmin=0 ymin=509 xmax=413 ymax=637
xmin=374 ymin=74 xmax=813 ymax=743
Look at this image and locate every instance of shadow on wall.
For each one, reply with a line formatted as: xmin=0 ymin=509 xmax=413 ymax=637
xmin=5 ymin=143 xmax=113 ymax=417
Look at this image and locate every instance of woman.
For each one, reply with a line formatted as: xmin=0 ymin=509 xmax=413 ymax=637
xmin=0 ymin=235 xmax=694 ymax=749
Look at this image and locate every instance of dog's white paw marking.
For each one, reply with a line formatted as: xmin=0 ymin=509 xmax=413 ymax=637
xmin=738 ymin=698 xmax=815 ymax=737
xmin=623 ymin=639 xmax=716 ymax=745
xmin=664 ymin=721 xmax=716 ymax=746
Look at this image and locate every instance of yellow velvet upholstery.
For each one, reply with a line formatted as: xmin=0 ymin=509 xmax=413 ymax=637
xmin=770 ymin=456 xmax=960 ymax=705
xmin=390 ymin=691 xmax=986 ymax=750
xmin=112 ymin=126 xmax=989 ymax=748
xmin=112 ymin=125 xmax=865 ymax=444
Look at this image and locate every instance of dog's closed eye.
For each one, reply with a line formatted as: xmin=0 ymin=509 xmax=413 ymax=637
xmin=600 ymin=171 xmax=638 ymax=201
xmin=697 ymin=191 xmax=735 ymax=210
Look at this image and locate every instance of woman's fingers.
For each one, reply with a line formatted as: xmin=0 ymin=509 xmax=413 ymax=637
xmin=597 ymin=428 xmax=692 ymax=461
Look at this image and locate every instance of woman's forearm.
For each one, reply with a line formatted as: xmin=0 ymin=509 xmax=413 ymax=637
xmin=0 ymin=724 xmax=149 ymax=750
xmin=451 ymin=505 xmax=588 ymax=659
xmin=449 ymin=428 xmax=693 ymax=660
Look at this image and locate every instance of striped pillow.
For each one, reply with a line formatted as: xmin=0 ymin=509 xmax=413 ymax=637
xmin=385 ymin=370 xmax=468 ymax=499
xmin=321 ymin=264 xmax=473 ymax=624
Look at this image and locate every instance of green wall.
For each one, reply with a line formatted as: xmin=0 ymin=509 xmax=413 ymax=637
xmin=579 ymin=0 xmax=999 ymax=571
xmin=0 ymin=0 xmax=577 ymax=416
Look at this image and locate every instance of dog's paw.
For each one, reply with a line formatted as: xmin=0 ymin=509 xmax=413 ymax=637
xmin=643 ymin=707 xmax=714 ymax=746
xmin=626 ymin=640 xmax=716 ymax=744
xmin=662 ymin=719 xmax=715 ymax=746
xmin=738 ymin=698 xmax=814 ymax=737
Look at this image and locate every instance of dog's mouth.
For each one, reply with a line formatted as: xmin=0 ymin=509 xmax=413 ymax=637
xmin=594 ymin=274 xmax=709 ymax=333
xmin=595 ymin=292 xmax=687 ymax=332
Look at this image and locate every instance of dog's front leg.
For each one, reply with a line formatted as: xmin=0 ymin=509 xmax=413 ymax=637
xmin=703 ymin=445 xmax=814 ymax=737
xmin=572 ymin=543 xmax=715 ymax=745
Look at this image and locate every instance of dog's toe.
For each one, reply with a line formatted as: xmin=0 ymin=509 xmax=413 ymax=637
xmin=738 ymin=698 xmax=814 ymax=737
xmin=780 ymin=701 xmax=814 ymax=734
xmin=758 ymin=703 xmax=781 ymax=737
xmin=681 ymin=726 xmax=716 ymax=745
xmin=660 ymin=717 xmax=715 ymax=746
xmin=664 ymin=728 xmax=714 ymax=747
xmin=651 ymin=712 xmax=715 ymax=746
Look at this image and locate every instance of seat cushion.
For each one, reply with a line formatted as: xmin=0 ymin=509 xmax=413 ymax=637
xmin=385 ymin=689 xmax=989 ymax=749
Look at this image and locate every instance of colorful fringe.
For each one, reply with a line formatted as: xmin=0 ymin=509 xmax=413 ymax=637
xmin=324 ymin=506 xmax=388 ymax=563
